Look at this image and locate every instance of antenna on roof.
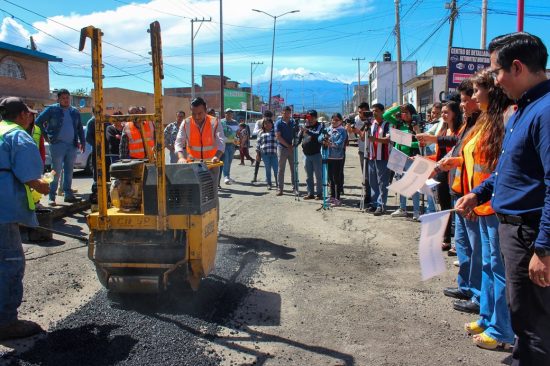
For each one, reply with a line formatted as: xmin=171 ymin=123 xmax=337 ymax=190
xmin=29 ymin=36 xmax=37 ymax=51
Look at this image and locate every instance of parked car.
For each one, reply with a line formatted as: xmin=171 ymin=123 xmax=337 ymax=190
xmin=44 ymin=127 xmax=94 ymax=175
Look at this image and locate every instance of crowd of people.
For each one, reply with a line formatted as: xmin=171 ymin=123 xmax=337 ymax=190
xmin=0 ymin=31 xmax=548 ymax=366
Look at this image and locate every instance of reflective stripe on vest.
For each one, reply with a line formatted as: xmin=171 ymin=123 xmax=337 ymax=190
xmin=184 ymin=115 xmax=218 ymax=160
xmin=0 ymin=121 xmax=36 ymax=210
xmin=32 ymin=125 xmax=41 ymax=147
xmin=125 ymin=121 xmax=155 ymax=159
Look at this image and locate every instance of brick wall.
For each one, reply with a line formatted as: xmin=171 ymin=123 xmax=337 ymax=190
xmin=0 ymin=52 xmax=50 ymax=101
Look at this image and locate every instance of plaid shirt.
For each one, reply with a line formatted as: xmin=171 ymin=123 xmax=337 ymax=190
xmin=163 ymin=121 xmax=180 ymax=150
xmin=258 ymin=130 xmax=277 ymax=155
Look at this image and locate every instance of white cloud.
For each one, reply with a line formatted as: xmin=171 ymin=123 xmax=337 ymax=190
xmin=0 ymin=17 xmax=30 ymax=46
xmin=0 ymin=0 xmax=368 ymax=89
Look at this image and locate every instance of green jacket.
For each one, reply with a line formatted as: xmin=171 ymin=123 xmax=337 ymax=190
xmin=383 ymin=105 xmax=419 ymax=156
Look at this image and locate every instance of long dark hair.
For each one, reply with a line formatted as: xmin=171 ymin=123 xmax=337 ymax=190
xmin=464 ymin=69 xmax=511 ymax=171
xmin=440 ymin=101 xmax=462 ymax=135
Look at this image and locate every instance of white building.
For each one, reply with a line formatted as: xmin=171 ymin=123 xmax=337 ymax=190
xmin=368 ymin=59 xmax=417 ymax=108
xmin=404 ymin=66 xmax=447 ymax=115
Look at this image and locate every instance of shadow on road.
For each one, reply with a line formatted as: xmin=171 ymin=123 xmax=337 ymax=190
xmin=10 ymin=324 xmax=137 ymax=366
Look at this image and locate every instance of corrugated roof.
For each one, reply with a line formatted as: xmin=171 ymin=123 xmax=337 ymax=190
xmin=0 ymin=41 xmax=62 ymax=62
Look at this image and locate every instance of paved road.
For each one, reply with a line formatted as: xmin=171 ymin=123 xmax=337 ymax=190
xmin=2 ymin=149 xmax=513 ymax=365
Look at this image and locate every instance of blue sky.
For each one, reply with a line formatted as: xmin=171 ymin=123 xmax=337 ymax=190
xmin=1 ymin=0 xmax=548 ymax=98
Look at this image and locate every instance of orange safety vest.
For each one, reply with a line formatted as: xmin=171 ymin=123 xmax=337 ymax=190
xmin=184 ymin=115 xmax=218 ymax=160
xmin=450 ymin=133 xmax=494 ymax=216
xmin=125 ymin=121 xmax=155 ymax=159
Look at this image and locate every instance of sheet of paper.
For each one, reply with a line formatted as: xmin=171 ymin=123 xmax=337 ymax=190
xmin=418 ymin=178 xmax=440 ymax=197
xmin=387 ymin=156 xmax=437 ymax=198
xmin=387 ymin=147 xmax=409 ymax=174
xmin=418 ymin=210 xmax=452 ymax=281
xmin=390 ymin=127 xmax=413 ymax=147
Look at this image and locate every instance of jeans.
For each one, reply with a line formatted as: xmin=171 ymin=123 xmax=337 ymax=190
xmin=478 ymin=214 xmax=514 ymax=344
xmin=262 ymin=153 xmax=278 ymax=186
xmin=499 ymin=219 xmax=550 ymax=365
xmin=223 ymin=144 xmax=236 ymax=178
xmin=49 ymin=141 xmax=77 ymax=200
xmin=304 ymin=153 xmax=322 ymax=196
xmin=426 ymin=196 xmax=436 ymax=213
xmin=368 ymin=159 xmax=390 ymax=209
xmin=454 ymin=198 xmax=482 ymax=304
xmin=0 ymin=223 xmax=25 ymax=326
xmin=277 ymin=146 xmax=295 ymax=192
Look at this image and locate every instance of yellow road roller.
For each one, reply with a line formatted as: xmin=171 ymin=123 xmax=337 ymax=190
xmin=80 ymin=22 xmax=220 ymax=293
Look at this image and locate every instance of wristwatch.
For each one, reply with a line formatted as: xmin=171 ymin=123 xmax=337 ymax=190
xmin=534 ymin=246 xmax=550 ymax=258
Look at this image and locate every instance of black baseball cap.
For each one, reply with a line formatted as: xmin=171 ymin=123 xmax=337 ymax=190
xmin=306 ymin=109 xmax=318 ymax=117
xmin=0 ymin=97 xmax=37 ymax=117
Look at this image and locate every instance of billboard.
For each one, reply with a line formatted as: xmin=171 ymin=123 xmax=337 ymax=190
xmin=224 ymin=89 xmax=249 ymax=109
xmin=447 ymin=47 xmax=490 ymax=93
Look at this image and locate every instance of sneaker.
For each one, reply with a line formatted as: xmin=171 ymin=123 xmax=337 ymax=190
xmin=303 ymin=195 xmax=315 ymax=200
xmin=0 ymin=319 xmax=44 ymax=341
xmin=331 ymin=198 xmax=341 ymax=207
xmin=224 ymin=177 xmax=231 ymax=185
xmin=276 ymin=191 xmax=283 ymax=196
xmin=48 ymin=199 xmax=56 ymax=207
xmin=373 ymin=207 xmax=385 ymax=216
xmin=391 ymin=208 xmax=408 ymax=218
xmin=366 ymin=206 xmax=377 ymax=213
xmin=412 ymin=213 xmax=421 ymax=222
xmin=64 ymin=196 xmax=81 ymax=203
xmin=267 ymin=185 xmax=272 ymax=190
xmin=229 ymin=177 xmax=236 ymax=183
xmin=453 ymin=260 xmax=460 ymax=267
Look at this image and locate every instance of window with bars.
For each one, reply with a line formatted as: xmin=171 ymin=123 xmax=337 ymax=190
xmin=0 ymin=58 xmax=25 ymax=79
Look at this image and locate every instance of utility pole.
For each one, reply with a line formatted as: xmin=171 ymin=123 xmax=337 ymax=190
xmin=250 ymin=61 xmax=263 ymax=111
xmin=394 ymin=0 xmax=403 ymax=104
xmin=444 ymin=0 xmax=457 ymax=95
xmin=517 ymin=0 xmax=524 ymax=31
xmin=352 ymin=57 xmax=365 ymax=104
xmin=481 ymin=0 xmax=488 ymax=49
xmin=191 ymin=17 xmax=212 ymax=99
xmin=220 ymin=0 xmax=224 ymax=113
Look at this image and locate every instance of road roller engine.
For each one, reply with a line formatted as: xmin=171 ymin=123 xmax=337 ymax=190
xmin=80 ymin=22 xmax=220 ymax=293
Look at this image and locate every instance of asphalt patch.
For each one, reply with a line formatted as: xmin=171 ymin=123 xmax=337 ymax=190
xmin=3 ymin=235 xmax=278 ymax=366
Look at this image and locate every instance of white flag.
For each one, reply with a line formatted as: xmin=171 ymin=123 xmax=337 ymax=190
xmin=390 ymin=127 xmax=413 ymax=147
xmin=418 ymin=210 xmax=452 ymax=281
xmin=388 ymin=156 xmax=436 ymax=198
xmin=387 ymin=147 xmax=409 ymax=174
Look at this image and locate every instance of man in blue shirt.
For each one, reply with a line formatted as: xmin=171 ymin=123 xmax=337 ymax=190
xmin=0 ymin=97 xmax=50 ymax=340
xmin=35 ymin=89 xmax=85 ymax=206
xmin=457 ymin=33 xmax=550 ymax=364
xmin=274 ymin=106 xmax=297 ymax=196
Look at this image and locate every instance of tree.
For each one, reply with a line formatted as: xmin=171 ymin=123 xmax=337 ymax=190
xmin=71 ymin=88 xmax=89 ymax=96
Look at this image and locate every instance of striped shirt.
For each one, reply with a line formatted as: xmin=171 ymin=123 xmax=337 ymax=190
xmin=258 ymin=130 xmax=277 ymax=155
xmin=368 ymin=120 xmax=390 ymax=160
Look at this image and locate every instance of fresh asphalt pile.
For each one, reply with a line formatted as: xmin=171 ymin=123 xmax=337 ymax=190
xmin=7 ymin=235 xmax=265 ymax=366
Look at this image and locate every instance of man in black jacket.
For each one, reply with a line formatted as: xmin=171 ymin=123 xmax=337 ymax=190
xmin=297 ymin=110 xmax=325 ymax=200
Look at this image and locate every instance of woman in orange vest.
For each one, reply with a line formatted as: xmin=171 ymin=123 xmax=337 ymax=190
xmin=458 ymin=70 xmax=515 ymax=350
xmin=119 ymin=106 xmax=155 ymax=160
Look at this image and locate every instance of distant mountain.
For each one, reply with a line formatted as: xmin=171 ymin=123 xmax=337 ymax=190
xmin=241 ymin=77 xmax=360 ymax=114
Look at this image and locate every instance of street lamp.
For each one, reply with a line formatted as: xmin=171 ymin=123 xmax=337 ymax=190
xmin=252 ymin=8 xmax=300 ymax=111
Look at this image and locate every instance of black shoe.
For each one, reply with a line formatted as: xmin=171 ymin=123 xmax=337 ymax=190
xmin=64 ymin=196 xmax=81 ymax=203
xmin=303 ymin=195 xmax=315 ymax=200
xmin=443 ymin=287 xmax=470 ymax=300
xmin=0 ymin=319 xmax=44 ymax=341
xmin=453 ymin=299 xmax=480 ymax=314
xmin=366 ymin=206 xmax=376 ymax=213
xmin=373 ymin=207 xmax=385 ymax=216
xmin=447 ymin=248 xmax=457 ymax=257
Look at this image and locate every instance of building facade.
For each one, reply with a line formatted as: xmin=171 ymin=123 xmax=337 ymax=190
xmin=0 ymin=41 xmax=62 ymax=108
xmin=403 ymin=66 xmax=447 ymax=115
xmin=368 ymin=60 xmax=417 ymax=108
